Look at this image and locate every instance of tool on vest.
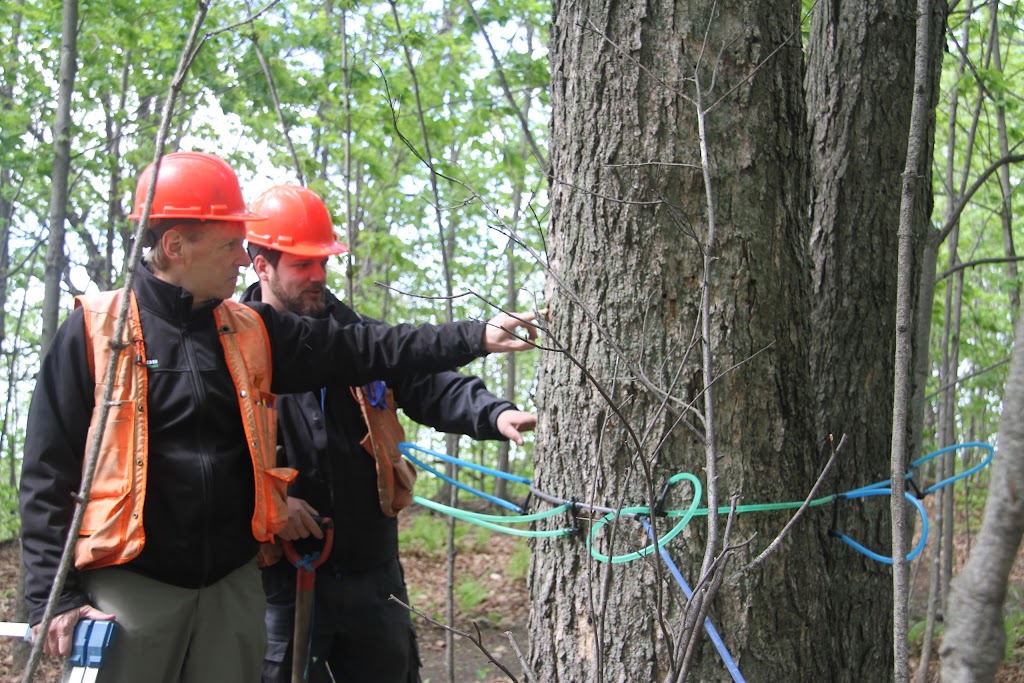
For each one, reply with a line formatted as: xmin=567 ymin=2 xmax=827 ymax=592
xmin=354 ymin=383 xmax=417 ymax=516
xmin=0 ymin=619 xmax=117 ymax=683
xmin=283 ymin=517 xmax=335 ymax=683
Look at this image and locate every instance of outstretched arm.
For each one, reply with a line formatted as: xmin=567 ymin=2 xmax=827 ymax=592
xmin=258 ymin=306 xmax=542 ymax=395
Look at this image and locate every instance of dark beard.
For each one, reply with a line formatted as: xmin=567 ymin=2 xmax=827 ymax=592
xmin=268 ymin=279 xmax=326 ymax=316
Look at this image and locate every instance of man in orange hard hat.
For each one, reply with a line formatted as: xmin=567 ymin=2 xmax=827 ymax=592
xmin=19 ymin=152 xmax=541 ymax=683
xmin=242 ymin=184 xmax=537 ymax=683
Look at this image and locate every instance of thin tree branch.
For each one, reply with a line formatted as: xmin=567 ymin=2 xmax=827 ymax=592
xmin=889 ymin=0 xmax=935 ymax=678
xmin=246 ymin=15 xmax=305 ymax=185
xmin=463 ymin=0 xmax=548 ymax=174
xmin=743 ymin=434 xmax=847 ymax=571
xmin=938 ymin=152 xmax=1024 ymax=243
xmin=506 ymin=630 xmax=537 ymax=682
xmin=924 ymin=358 xmax=1011 ymax=400
xmin=936 ymin=255 xmax=1024 ymax=281
xmin=390 ymin=595 xmax=521 ymax=682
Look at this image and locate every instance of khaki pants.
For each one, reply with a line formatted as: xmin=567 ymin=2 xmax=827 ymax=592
xmin=79 ymin=560 xmax=265 ymax=683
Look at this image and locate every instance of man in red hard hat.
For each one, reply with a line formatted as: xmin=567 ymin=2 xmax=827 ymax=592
xmin=19 ymin=153 xmax=541 ymax=683
xmin=242 ymin=185 xmax=537 ymax=683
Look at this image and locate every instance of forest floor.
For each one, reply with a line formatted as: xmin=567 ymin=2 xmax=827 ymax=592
xmin=0 ymin=501 xmax=1019 ymax=682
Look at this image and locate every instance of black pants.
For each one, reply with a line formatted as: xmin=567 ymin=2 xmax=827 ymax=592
xmin=261 ymin=558 xmax=421 ymax=683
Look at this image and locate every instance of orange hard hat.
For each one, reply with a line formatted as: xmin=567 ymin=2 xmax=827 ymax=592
xmin=128 ymin=151 xmax=264 ymax=222
xmin=246 ymin=185 xmax=349 ymax=258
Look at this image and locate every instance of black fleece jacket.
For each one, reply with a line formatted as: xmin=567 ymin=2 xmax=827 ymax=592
xmin=240 ymin=283 xmax=516 ymax=574
xmin=19 ymin=265 xmax=489 ymax=625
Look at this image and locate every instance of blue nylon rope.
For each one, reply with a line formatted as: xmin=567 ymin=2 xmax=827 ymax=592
xmin=397 ymin=441 xmax=993 ymax=564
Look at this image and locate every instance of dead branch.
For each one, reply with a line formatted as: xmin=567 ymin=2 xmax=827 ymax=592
xmin=390 ymin=595 xmax=521 ymax=682
xmin=743 ymin=433 xmax=847 ymax=572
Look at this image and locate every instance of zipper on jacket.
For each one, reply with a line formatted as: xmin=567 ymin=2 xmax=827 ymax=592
xmin=181 ymin=322 xmax=215 ymax=583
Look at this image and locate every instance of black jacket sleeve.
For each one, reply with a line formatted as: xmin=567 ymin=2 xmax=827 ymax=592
xmin=391 ymin=369 xmax=515 ymax=440
xmin=327 ymin=308 xmax=518 ymax=439
xmin=249 ymin=302 xmax=492 ymax=395
xmin=19 ymin=308 xmax=95 ymax=625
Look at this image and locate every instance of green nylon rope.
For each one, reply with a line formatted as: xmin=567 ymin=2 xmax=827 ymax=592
xmin=412 ymin=496 xmax=575 ymax=538
xmin=412 ymin=475 xmax=841 ymax=563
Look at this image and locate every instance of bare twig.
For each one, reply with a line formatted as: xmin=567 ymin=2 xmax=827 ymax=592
xmin=693 ymin=31 xmax=721 ymax=580
xmin=743 ymin=433 xmax=847 ymax=571
xmin=938 ymin=152 xmax=1024 ymax=242
xmin=505 ymin=630 xmax=538 ymax=682
xmin=936 ymin=255 xmax=1024 ymax=281
xmin=246 ymin=12 xmax=305 ymax=185
xmin=463 ymin=0 xmax=548 ymax=174
xmin=377 ymin=69 xmax=705 ymax=429
xmin=201 ymin=0 xmax=279 ymax=40
xmin=390 ymin=595 xmax=521 ymax=682
xmin=924 ymin=358 xmax=1011 ymax=400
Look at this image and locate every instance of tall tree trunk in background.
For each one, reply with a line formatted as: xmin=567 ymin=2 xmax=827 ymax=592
xmin=100 ymin=58 xmax=131 ymax=290
xmin=0 ymin=0 xmax=20 ymax=353
xmin=494 ymin=230 xmax=519 ymax=504
xmin=332 ymin=0 xmax=357 ymax=305
xmin=937 ymin=266 xmax=964 ymax=600
xmin=805 ymin=0 xmax=943 ymax=678
xmin=494 ymin=69 xmax=534 ymax=502
xmin=40 ymin=0 xmax=80 ymax=356
xmin=938 ymin=0 xmax=989 ymax=611
xmin=914 ymin=2 xmax=967 ymax=671
xmin=529 ymin=1 xmax=825 ymax=681
xmin=0 ymin=2 xmax=26 ymax=672
xmin=992 ymin=6 xmax=1021 ymax=325
xmin=939 ymin=313 xmax=1024 ymax=681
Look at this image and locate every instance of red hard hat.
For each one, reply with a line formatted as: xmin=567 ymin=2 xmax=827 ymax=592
xmin=128 ymin=151 xmax=264 ymax=222
xmin=246 ymin=185 xmax=349 ymax=258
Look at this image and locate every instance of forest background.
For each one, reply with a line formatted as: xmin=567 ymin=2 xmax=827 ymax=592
xmin=0 ymin=0 xmax=1023 ymax=681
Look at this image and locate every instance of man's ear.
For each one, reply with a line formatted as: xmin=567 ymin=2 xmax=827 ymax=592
xmin=252 ymin=254 xmax=272 ymax=281
xmin=160 ymin=227 xmax=186 ymax=262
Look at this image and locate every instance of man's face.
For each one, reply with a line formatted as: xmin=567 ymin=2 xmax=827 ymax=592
xmin=178 ymin=222 xmax=250 ymax=304
xmin=263 ymin=252 xmax=329 ymax=316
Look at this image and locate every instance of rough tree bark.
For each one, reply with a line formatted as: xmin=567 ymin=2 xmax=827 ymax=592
xmin=529 ymin=1 xmax=826 ymax=681
xmin=804 ymin=0 xmax=917 ymax=671
xmin=805 ymin=0 xmax=944 ymax=679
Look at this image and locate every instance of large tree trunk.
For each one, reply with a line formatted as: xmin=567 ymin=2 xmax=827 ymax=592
xmin=804 ymin=1 xmax=942 ymax=680
xmin=529 ymin=1 xmax=825 ymax=681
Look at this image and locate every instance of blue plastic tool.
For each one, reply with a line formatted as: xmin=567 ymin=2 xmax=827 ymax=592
xmin=68 ymin=619 xmax=118 ymax=683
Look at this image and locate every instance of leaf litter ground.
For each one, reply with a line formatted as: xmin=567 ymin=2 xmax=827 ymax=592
xmin=0 ymin=501 xmax=1020 ymax=682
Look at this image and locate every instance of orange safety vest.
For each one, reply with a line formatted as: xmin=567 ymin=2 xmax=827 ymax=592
xmin=354 ymin=386 xmax=417 ymax=517
xmin=74 ymin=289 xmax=296 ymax=571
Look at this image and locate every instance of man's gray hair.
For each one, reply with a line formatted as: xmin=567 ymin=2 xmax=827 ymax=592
xmin=141 ymin=221 xmax=204 ymax=271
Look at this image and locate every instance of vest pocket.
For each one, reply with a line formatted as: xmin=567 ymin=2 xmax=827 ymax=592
xmin=78 ymin=491 xmax=131 ymax=540
xmin=76 ymin=487 xmax=133 ymax=570
xmin=83 ymin=399 xmax=136 ymax=500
